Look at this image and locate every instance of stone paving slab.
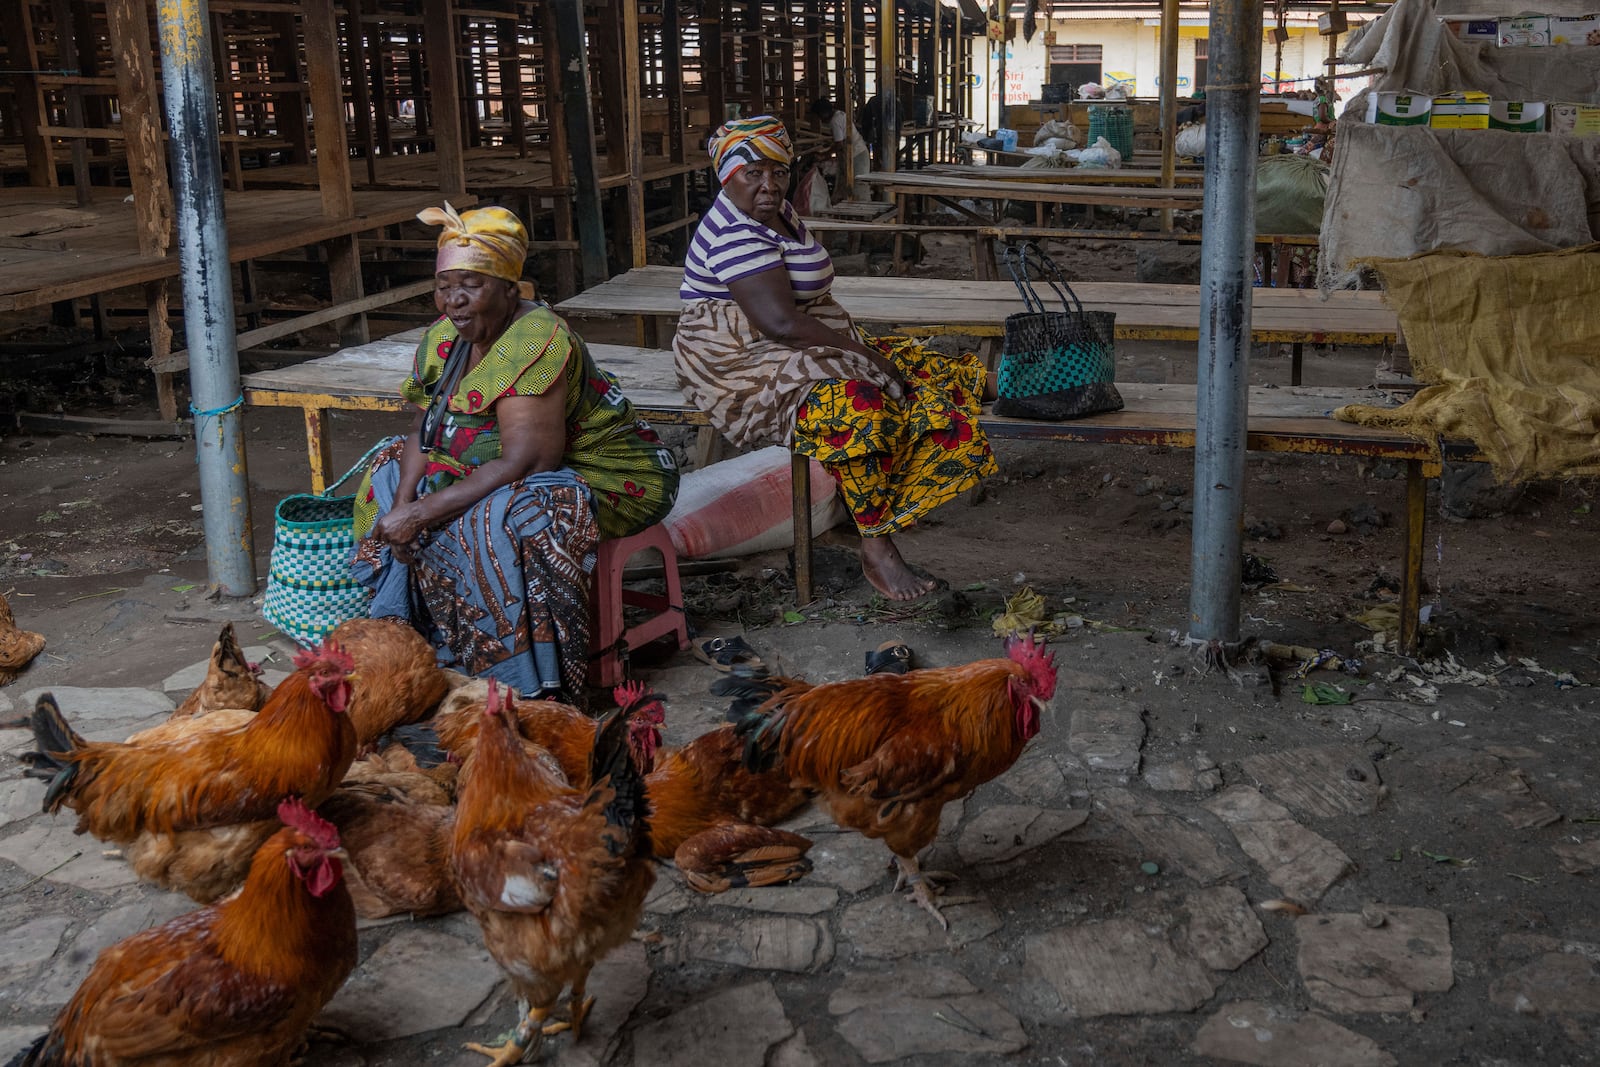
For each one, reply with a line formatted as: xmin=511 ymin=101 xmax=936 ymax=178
xmin=0 ymin=691 xmax=12 ymax=717
xmin=828 ymin=964 xmax=1029 ymax=1062
xmin=629 ymin=981 xmax=795 ymax=1067
xmin=1554 ymin=839 xmax=1600 ymax=874
xmin=1490 ymin=953 xmax=1600 ymax=1016
xmin=769 ymin=1030 xmax=821 ymax=1067
xmin=1296 ymin=907 xmax=1453 ymax=1014
xmin=1239 ymin=746 xmax=1382 ymax=819
xmin=712 ymin=885 xmax=840 ymax=915
xmin=643 ymin=873 xmax=694 ymax=915
xmin=1144 ymin=749 xmax=1223 ymax=793
xmin=1097 ymin=787 xmax=1246 ymax=885
xmin=22 ymin=894 xmax=192 ymax=1009
xmin=1172 ymin=886 xmax=1269 ymax=972
xmin=547 ymin=941 xmax=652 ymax=1067
xmin=319 ymin=927 xmax=501 ymax=1041
xmin=1001 ymin=749 xmax=1068 ymax=801
xmin=0 ymin=819 xmax=140 ymax=892
xmin=0 ymin=1027 xmax=40 ymax=1063
xmin=1066 ymin=693 xmax=1147 ymax=774
xmin=805 ymin=832 xmax=893 ymax=895
xmin=674 ymin=915 xmax=834 ymax=972
xmin=1205 ymin=786 xmax=1354 ymax=905
xmin=1190 ymin=1001 xmax=1398 ymax=1066
xmin=20 ymin=686 xmax=175 ymax=723
xmin=0 ymin=779 xmax=41 ymax=829
xmin=839 ymin=894 xmax=1002 ymax=959
xmin=955 ymin=804 xmax=1087 ymax=866
xmin=1026 ymin=916 xmax=1216 ymax=1017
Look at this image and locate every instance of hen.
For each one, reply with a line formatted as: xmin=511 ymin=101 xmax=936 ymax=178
xmin=168 ymin=622 xmax=272 ymax=721
xmin=21 ymin=641 xmax=358 ymax=846
xmin=732 ymin=634 xmax=1058 ymax=926
xmin=0 ymin=591 xmax=46 ymax=687
xmin=646 ymin=722 xmax=815 ymax=893
xmin=452 ymin=681 xmax=654 ymax=1066
xmin=434 ymin=678 xmax=663 ymax=786
xmin=327 ymin=616 xmax=454 ymax=749
xmin=317 ymin=755 xmax=460 ymax=919
xmin=12 ymin=798 xmax=357 ymax=1067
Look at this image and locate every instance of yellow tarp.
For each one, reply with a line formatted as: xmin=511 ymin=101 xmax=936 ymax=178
xmin=1334 ymin=245 xmax=1600 ymax=483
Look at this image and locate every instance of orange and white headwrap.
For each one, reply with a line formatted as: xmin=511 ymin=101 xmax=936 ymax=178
xmin=417 ymin=202 xmax=527 ymax=282
xmin=708 ymin=116 xmax=793 ymax=184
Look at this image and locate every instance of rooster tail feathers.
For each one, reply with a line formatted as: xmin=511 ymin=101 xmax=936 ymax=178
xmin=711 ymin=673 xmax=785 ymax=723
xmin=587 ymin=710 xmax=651 ymax=856
xmin=23 ymin=694 xmax=85 ymax=812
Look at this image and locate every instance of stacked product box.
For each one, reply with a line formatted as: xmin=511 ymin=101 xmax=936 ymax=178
xmin=1551 ymin=103 xmax=1600 ymax=135
xmin=1431 ymin=92 xmax=1492 ymax=128
xmin=1365 ymin=92 xmax=1433 ymax=125
xmin=1489 ymin=101 xmax=1548 ymax=131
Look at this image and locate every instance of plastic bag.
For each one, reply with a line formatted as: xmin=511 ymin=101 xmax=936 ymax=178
xmin=1078 ymin=82 xmax=1105 ymax=100
xmin=1033 ymin=118 xmax=1080 ymax=148
xmin=1254 ymin=154 xmax=1330 ymax=235
xmin=1174 ymin=123 xmax=1207 ymax=159
xmin=791 ymin=166 xmax=831 ymax=216
xmin=1073 ymin=136 xmax=1123 ymax=169
xmin=663 ymin=446 xmax=845 ymax=559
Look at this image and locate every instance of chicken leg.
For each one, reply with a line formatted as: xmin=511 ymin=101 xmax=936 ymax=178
xmin=537 ymin=974 xmax=595 ymax=1042
xmin=892 ymin=854 xmax=964 ymax=930
xmin=465 ymin=1004 xmax=549 ymax=1067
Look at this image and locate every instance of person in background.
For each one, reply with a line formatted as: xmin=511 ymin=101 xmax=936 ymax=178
xmin=809 ymin=98 xmax=872 ymax=202
xmin=672 ymin=117 xmax=996 ymax=601
xmin=350 ymin=204 xmax=679 ymax=700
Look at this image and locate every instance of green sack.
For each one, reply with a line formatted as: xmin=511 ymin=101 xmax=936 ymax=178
xmin=1255 ymin=154 xmax=1330 ymax=236
xmin=994 ymin=242 xmax=1123 ymax=421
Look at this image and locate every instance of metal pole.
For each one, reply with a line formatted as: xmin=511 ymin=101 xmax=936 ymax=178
xmin=1157 ymin=0 xmax=1179 ymax=231
xmin=1187 ymin=0 xmax=1261 ymax=642
xmin=155 ymin=0 xmax=255 ymax=597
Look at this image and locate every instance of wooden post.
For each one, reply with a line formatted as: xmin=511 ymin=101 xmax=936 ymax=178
xmin=2 ymin=2 xmax=56 ymax=187
xmin=1158 ymin=0 xmax=1179 ymax=232
xmin=877 ymin=0 xmax=897 ymax=173
xmin=540 ymin=0 xmax=578 ymax=299
xmin=346 ymin=1 xmax=379 ymax=185
xmin=704 ymin=0 xmax=726 ymax=131
xmin=622 ymin=0 xmax=647 ymax=274
xmin=269 ymin=11 xmax=311 ymax=164
xmin=106 ymin=0 xmax=176 ymax=419
xmin=841 ymin=0 xmax=857 ymax=191
xmin=424 ymin=0 xmax=466 ymax=195
xmin=304 ymin=0 xmax=367 ymax=346
xmin=663 ymin=0 xmax=689 ymax=254
xmin=367 ymin=0 xmax=393 ymax=156
xmin=209 ymin=11 xmax=246 ymax=191
xmin=49 ymin=0 xmax=92 ymax=203
xmin=408 ymin=28 xmax=429 ymax=140
xmin=498 ymin=18 xmax=525 ymax=155
xmin=550 ymin=0 xmax=611 ymax=288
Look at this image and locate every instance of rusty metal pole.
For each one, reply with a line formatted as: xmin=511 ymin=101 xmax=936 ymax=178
xmin=1187 ymin=0 xmax=1261 ymax=642
xmin=155 ymin=0 xmax=256 ymax=596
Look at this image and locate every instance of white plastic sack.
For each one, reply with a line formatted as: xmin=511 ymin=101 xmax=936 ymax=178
xmin=1078 ymin=83 xmax=1105 ymax=99
xmin=663 ymin=446 xmax=846 ymax=559
xmin=1174 ymin=124 xmax=1207 ymax=159
xmin=1033 ymin=118 xmax=1080 ymax=148
xmin=794 ymin=167 xmax=831 ymax=215
xmin=1073 ymin=136 xmax=1123 ymax=169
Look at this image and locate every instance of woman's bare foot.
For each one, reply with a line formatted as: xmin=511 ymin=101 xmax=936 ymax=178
xmin=860 ymin=535 xmax=940 ymax=601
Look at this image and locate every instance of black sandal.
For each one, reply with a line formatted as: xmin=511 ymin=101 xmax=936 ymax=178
xmin=692 ymin=635 xmax=766 ymax=673
xmin=865 ymin=640 xmax=914 ymax=676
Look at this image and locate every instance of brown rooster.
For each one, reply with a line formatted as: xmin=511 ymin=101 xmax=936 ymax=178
xmin=452 ymin=681 xmax=654 ymax=1066
xmin=646 ymin=723 xmax=815 ymax=893
xmin=21 ymin=641 xmax=358 ymax=845
xmin=434 ymin=678 xmax=664 ymax=786
xmin=168 ymin=622 xmax=272 ymax=721
xmin=732 ymin=633 xmax=1058 ymax=927
xmin=327 ymin=616 xmax=453 ymax=749
xmin=12 ymin=798 xmax=357 ymax=1067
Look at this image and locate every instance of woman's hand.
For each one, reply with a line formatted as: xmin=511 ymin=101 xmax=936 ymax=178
xmin=727 ymin=268 xmax=908 ymax=394
xmin=373 ymin=499 xmax=431 ymax=562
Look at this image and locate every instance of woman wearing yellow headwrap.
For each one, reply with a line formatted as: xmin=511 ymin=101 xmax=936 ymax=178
xmin=348 ymin=203 xmax=679 ymax=699
xmin=675 ymin=117 xmax=995 ymax=601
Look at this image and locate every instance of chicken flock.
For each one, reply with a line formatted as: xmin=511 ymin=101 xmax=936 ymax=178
xmin=3 ymin=619 xmax=1059 ymax=1067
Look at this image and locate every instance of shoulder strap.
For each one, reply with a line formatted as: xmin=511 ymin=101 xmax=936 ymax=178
xmin=322 ymin=436 xmax=398 ymax=497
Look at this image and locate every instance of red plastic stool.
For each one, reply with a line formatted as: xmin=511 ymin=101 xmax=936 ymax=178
xmin=588 ymin=523 xmax=690 ymax=687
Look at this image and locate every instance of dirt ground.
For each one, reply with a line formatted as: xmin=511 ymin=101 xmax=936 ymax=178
xmin=2 ymin=229 xmax=1600 ymax=1065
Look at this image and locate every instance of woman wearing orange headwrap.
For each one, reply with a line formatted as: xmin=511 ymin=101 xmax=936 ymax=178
xmin=675 ymin=118 xmax=995 ymax=601
xmin=348 ymin=203 xmax=679 ymax=699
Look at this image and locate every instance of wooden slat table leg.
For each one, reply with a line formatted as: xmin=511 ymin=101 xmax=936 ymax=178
xmin=1291 ymin=342 xmax=1304 ymax=386
xmin=305 ymin=406 xmax=334 ymax=493
xmin=1400 ymin=459 xmax=1425 ymax=652
xmin=791 ymin=451 xmax=813 ymax=606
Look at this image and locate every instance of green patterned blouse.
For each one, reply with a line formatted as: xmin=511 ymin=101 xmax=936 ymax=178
xmin=354 ymin=306 xmax=679 ymax=540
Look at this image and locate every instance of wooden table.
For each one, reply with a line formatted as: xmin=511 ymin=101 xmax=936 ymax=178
xmin=244 ymin=331 xmax=1457 ymax=652
xmin=553 ymin=266 xmax=1397 ymax=348
xmin=860 ymin=171 xmax=1206 ymax=230
xmin=921 ymin=163 xmax=1205 ymax=187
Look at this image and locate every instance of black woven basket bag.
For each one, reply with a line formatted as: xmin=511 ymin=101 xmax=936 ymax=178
xmin=993 ymin=242 xmax=1123 ymax=421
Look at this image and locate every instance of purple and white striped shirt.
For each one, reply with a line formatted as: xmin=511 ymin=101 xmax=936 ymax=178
xmin=680 ymin=194 xmax=835 ymax=303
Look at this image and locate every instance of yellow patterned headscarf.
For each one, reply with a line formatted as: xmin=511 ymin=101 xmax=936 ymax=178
xmin=417 ymin=202 xmax=527 ymax=282
xmin=708 ymin=116 xmax=793 ymax=184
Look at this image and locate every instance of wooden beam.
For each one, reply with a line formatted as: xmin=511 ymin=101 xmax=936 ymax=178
xmin=877 ymin=0 xmax=897 ymax=173
xmin=622 ymin=0 xmax=646 ymax=269
xmin=49 ymin=0 xmax=93 ymax=203
xmin=498 ymin=18 xmax=525 ymax=155
xmin=345 ymin=1 xmax=379 ymax=185
xmin=541 ymin=0 xmax=578 ymax=299
xmin=302 ymin=0 xmax=356 ymax=218
xmin=423 ymin=0 xmax=466 ymax=195
xmin=2 ymin=1 xmax=56 ymax=186
xmin=105 ymin=0 xmax=172 ymax=257
xmin=365 ymin=0 xmax=393 ymax=156
xmin=268 ymin=11 xmax=312 ymax=164
xmin=550 ymin=0 xmax=610 ymax=288
xmin=1158 ymin=0 xmax=1179 ymax=231
xmin=210 ymin=11 xmax=247 ymax=191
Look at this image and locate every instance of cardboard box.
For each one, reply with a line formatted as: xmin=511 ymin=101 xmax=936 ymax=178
xmin=1551 ymin=102 xmax=1600 ymax=135
xmin=1461 ymin=19 xmax=1502 ymax=41
xmin=1318 ymin=10 xmax=1349 ymax=35
xmin=1431 ymin=91 xmax=1491 ymax=128
xmin=1365 ymin=92 xmax=1433 ymax=125
xmin=1550 ymin=14 xmax=1600 ymax=45
xmin=1489 ymin=101 xmax=1548 ymax=132
xmin=1498 ymin=15 xmax=1550 ymax=46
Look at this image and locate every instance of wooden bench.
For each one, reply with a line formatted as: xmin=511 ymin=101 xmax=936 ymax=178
xmin=244 ymin=328 xmax=1458 ymax=651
